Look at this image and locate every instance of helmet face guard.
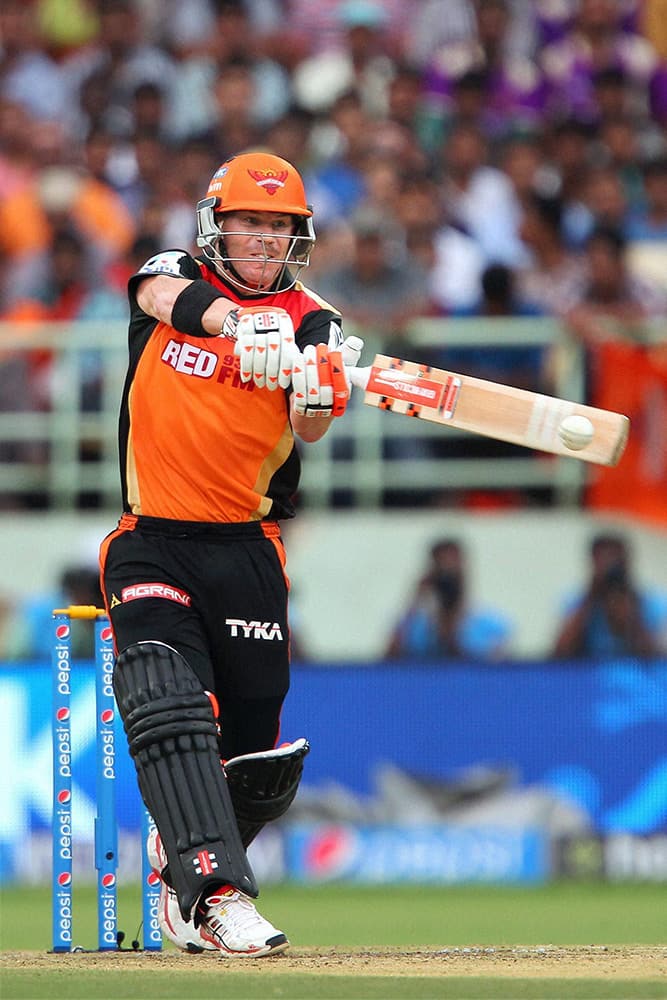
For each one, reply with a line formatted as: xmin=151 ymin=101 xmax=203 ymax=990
xmin=195 ymin=196 xmax=316 ymax=294
xmin=195 ymin=152 xmax=316 ymax=294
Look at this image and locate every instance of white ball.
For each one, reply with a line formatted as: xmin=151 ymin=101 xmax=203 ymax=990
xmin=558 ymin=414 xmax=594 ymax=451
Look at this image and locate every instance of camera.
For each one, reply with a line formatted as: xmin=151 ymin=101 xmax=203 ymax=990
xmin=601 ymin=562 xmax=629 ymax=592
xmin=433 ymin=570 xmax=462 ymax=609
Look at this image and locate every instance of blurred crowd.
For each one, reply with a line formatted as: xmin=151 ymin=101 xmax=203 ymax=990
xmin=1 ymin=0 xmax=666 ymax=515
xmin=4 ymin=527 xmax=666 ymax=661
xmin=1 ymin=0 xmax=666 ymax=330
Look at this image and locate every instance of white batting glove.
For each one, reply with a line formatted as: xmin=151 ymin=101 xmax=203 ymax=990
xmin=230 ymin=306 xmax=296 ymax=389
xmin=292 ymin=336 xmax=364 ymax=418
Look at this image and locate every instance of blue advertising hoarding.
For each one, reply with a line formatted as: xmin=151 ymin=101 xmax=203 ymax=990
xmin=2 ymin=658 xmax=666 ymax=884
xmin=286 ymin=824 xmax=547 ymax=883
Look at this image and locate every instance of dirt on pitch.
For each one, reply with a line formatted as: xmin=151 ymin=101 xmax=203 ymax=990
xmin=2 ymin=946 xmax=666 ymax=980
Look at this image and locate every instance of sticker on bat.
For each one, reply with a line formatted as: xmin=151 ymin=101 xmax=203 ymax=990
xmin=366 ymin=366 xmax=461 ymax=419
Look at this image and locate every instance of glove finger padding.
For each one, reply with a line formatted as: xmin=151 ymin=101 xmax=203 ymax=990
xmin=328 ymin=349 xmax=348 ymax=417
xmin=292 ymin=344 xmax=350 ymax=417
xmin=316 ymin=343 xmax=334 ymax=411
xmin=232 ymin=306 xmax=296 ymax=389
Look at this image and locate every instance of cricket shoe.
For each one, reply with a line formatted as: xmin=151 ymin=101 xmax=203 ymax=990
xmin=196 ymin=886 xmax=289 ymax=957
xmin=146 ymin=827 xmax=216 ymax=954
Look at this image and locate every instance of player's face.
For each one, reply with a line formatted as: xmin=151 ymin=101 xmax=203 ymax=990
xmin=221 ymin=211 xmax=296 ymax=289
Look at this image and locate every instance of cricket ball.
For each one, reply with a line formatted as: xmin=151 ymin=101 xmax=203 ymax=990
xmin=558 ymin=414 xmax=594 ymax=451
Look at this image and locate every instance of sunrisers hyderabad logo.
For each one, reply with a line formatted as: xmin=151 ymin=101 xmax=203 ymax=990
xmin=247 ymin=169 xmax=288 ymax=195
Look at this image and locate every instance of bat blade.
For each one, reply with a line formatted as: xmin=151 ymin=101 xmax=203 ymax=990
xmin=348 ymin=355 xmax=630 ymax=467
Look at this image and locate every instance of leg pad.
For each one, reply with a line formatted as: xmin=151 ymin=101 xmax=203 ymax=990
xmin=225 ymin=738 xmax=310 ymax=847
xmin=114 ymin=641 xmax=258 ymax=919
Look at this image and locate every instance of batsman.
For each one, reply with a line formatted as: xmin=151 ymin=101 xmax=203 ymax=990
xmin=99 ymin=151 xmax=363 ymax=956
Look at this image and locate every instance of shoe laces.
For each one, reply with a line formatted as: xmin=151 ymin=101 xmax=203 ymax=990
xmin=200 ymin=887 xmax=269 ymax=936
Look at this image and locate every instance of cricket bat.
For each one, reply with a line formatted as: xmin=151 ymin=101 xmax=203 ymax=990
xmin=348 ymin=354 xmax=629 ymax=467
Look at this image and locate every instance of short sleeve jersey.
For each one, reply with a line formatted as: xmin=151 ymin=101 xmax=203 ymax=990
xmin=119 ymin=250 xmax=342 ymax=523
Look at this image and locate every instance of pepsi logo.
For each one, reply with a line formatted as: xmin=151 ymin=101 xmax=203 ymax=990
xmin=56 ymin=708 xmax=70 ymax=722
xmin=100 ymin=709 xmax=114 ymax=725
xmin=57 ymin=790 xmax=71 ymax=804
xmin=58 ymin=872 xmax=72 ymax=886
xmin=101 ymin=873 xmax=116 ymax=889
xmin=55 ymin=625 xmax=70 ymax=640
xmin=147 ymin=871 xmax=161 ymax=887
xmin=101 ymin=626 xmax=113 ymax=642
xmin=306 ymin=826 xmax=356 ymax=877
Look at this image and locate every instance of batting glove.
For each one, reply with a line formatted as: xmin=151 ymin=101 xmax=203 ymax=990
xmin=292 ymin=336 xmax=364 ymax=418
xmin=229 ymin=306 xmax=297 ymax=390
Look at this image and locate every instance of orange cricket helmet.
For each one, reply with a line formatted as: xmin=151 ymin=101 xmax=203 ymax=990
xmin=196 ymin=151 xmax=316 ymax=293
xmin=205 ymin=151 xmax=313 ymax=217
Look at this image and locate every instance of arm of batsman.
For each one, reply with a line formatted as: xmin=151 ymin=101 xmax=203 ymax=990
xmin=230 ymin=306 xmax=297 ymax=389
xmin=292 ymin=335 xmax=364 ymax=418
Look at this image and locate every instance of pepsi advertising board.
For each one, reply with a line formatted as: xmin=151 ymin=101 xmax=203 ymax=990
xmin=2 ymin=658 xmax=666 ymax=885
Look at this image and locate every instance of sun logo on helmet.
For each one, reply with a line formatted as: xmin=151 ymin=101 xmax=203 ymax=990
xmin=247 ymin=169 xmax=288 ymax=195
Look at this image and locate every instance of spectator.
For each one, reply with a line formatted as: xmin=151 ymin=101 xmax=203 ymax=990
xmin=438 ymin=121 xmax=528 ymax=267
xmin=0 ymin=0 xmax=68 ymax=124
xmin=543 ymin=118 xmax=595 ymax=247
xmin=291 ymin=0 xmax=397 ymax=116
xmin=206 ymin=56 xmax=264 ymax=160
xmin=153 ymin=0 xmax=216 ymax=53
xmin=404 ymin=0 xmax=477 ymax=69
xmin=1 ymin=227 xmax=127 ymax=418
xmin=130 ymin=80 xmax=169 ymax=139
xmin=0 ymin=163 xmax=136 ymax=312
xmin=595 ymin=113 xmax=649 ymax=216
xmin=420 ymin=0 xmax=549 ymax=142
xmin=270 ymin=0 xmax=410 ymax=73
xmin=303 ymin=90 xmax=372 ymax=227
xmin=5 ymin=564 xmax=103 ymax=660
xmin=2 ymin=226 xmax=126 ymax=323
xmin=539 ymin=0 xmax=667 ymax=125
xmin=624 ymin=156 xmax=667 ymax=294
xmin=386 ymin=538 xmax=513 ymax=661
xmin=588 ymin=64 xmax=667 ymax=156
xmin=579 ymin=165 xmax=631 ymax=242
xmin=354 ymin=153 xmax=402 ymax=220
xmin=0 ymin=99 xmax=38 ymax=199
xmin=264 ymin=107 xmax=318 ymax=175
xmin=499 ymin=133 xmax=553 ymax=211
xmin=166 ymin=0 xmax=292 ymax=143
xmin=563 ymin=225 xmax=665 ymax=345
xmin=552 ymin=532 xmax=667 ymax=658
xmin=403 ymin=171 xmax=484 ymax=313
xmin=107 ymin=132 xmax=174 ymax=219
xmin=313 ymin=209 xmax=429 ymax=336
xmin=627 ymin=156 xmax=667 ymax=240
xmin=448 ymin=263 xmax=547 ymax=392
xmin=516 ymin=192 xmax=583 ymax=316
xmin=560 ymin=163 xmax=631 ymax=249
xmin=61 ymin=0 xmax=176 ymax=141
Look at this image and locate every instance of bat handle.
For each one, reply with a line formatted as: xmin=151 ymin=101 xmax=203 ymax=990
xmin=348 ymin=366 xmax=371 ymax=391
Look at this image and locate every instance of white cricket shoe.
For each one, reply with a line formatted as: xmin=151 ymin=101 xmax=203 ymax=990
xmin=196 ymin=887 xmax=289 ymax=957
xmin=146 ymin=827 xmax=216 ymax=953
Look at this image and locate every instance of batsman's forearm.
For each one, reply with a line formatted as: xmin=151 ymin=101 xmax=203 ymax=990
xmin=137 ymin=275 xmax=237 ymax=334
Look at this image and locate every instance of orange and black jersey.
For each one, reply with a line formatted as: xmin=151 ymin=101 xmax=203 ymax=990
xmin=119 ymin=250 xmax=343 ymax=523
